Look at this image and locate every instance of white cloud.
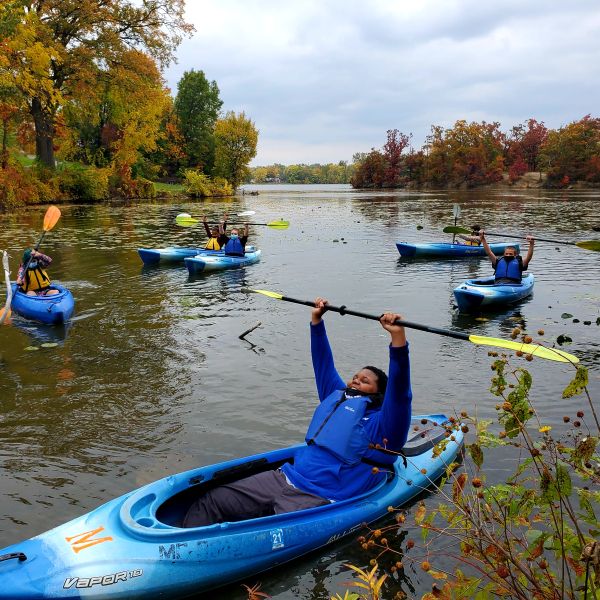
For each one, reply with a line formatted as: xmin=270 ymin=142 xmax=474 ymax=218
xmin=165 ymin=0 xmax=600 ymax=165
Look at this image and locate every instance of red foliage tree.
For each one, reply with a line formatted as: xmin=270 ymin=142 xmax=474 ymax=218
xmin=382 ymin=129 xmax=410 ymax=187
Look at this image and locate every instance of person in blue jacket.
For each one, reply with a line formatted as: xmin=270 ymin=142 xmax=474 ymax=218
xmin=221 ymin=223 xmax=249 ymax=256
xmin=480 ymin=230 xmax=535 ymax=283
xmin=182 ymin=297 xmax=412 ymax=527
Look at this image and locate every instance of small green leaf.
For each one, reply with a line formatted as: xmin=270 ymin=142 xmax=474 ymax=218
xmin=561 ymin=313 xmax=573 ymax=319
xmin=40 ymin=342 xmax=58 ymax=348
xmin=555 ymin=463 xmax=572 ymax=496
xmin=557 ymin=334 xmax=573 ymax=345
xmin=24 ymin=346 xmax=40 ymax=351
xmin=562 ymin=366 xmax=589 ymax=398
xmin=469 ymin=443 xmax=484 ymax=468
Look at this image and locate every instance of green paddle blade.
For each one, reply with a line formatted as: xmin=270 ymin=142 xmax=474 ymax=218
xmin=468 ymin=335 xmax=579 ymax=364
xmin=175 ymin=214 xmax=199 ymax=227
xmin=575 ymin=240 xmax=600 ymax=251
xmin=443 ymin=226 xmax=471 ymax=235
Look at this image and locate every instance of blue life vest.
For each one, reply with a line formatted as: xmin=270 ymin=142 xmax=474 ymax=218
xmin=494 ymin=256 xmax=522 ymax=282
xmin=224 ymin=237 xmax=244 ymax=256
xmin=305 ymin=390 xmax=396 ymax=467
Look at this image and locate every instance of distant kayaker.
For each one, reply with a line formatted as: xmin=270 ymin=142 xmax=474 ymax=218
xmin=480 ymin=231 xmax=535 ymax=283
xmin=202 ymin=214 xmax=229 ymax=250
xmin=182 ymin=298 xmax=412 ymax=527
xmin=16 ymin=249 xmax=59 ymax=296
xmin=221 ymin=223 xmax=249 ymax=257
xmin=457 ymin=224 xmax=482 ymax=246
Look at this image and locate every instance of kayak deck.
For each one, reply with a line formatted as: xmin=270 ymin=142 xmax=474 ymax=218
xmin=9 ymin=283 xmax=75 ymax=325
xmin=185 ymin=249 xmax=262 ymax=274
xmin=0 ymin=414 xmax=463 ymax=599
xmin=396 ymin=241 xmax=520 ymax=258
xmin=453 ymin=274 xmax=535 ymax=312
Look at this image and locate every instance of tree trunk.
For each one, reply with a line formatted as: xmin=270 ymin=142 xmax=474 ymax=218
xmin=31 ymin=97 xmax=56 ymax=169
xmin=1 ymin=119 xmax=8 ymax=169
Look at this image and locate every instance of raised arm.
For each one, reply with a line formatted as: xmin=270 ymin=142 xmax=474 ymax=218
xmin=202 ymin=216 xmax=211 ymax=237
xmin=310 ymin=298 xmax=345 ymax=401
xmin=480 ymin=231 xmax=498 ymax=266
xmin=378 ymin=313 xmax=411 ymax=450
xmin=522 ymin=235 xmax=535 ymax=268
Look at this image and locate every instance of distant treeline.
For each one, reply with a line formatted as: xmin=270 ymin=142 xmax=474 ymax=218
xmin=351 ymin=116 xmax=600 ymax=189
xmin=247 ymin=162 xmax=354 ymax=184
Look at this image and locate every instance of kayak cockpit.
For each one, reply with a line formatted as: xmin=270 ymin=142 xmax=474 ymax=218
xmin=120 ymin=416 xmax=451 ymax=537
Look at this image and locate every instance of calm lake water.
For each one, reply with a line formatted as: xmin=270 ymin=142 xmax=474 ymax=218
xmin=1 ymin=184 xmax=599 ymax=598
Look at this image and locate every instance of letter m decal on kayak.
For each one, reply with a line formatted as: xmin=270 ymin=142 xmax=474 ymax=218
xmin=65 ymin=526 xmax=113 ymax=553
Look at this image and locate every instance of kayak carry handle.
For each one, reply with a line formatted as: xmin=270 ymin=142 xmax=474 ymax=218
xmin=0 ymin=552 xmax=27 ymax=563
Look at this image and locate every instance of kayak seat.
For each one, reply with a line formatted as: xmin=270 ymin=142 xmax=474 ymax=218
xmin=401 ymin=418 xmax=449 ymax=457
xmin=156 ymin=456 xmax=293 ymax=527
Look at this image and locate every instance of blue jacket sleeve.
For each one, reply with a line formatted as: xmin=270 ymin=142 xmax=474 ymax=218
xmin=378 ymin=343 xmax=412 ymax=450
xmin=310 ymin=320 xmax=346 ymax=402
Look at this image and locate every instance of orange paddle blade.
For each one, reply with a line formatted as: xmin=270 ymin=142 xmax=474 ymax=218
xmin=0 ymin=307 xmax=11 ymax=324
xmin=43 ymin=205 xmax=61 ymax=231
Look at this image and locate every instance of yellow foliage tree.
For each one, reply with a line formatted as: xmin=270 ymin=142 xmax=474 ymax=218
xmin=1 ymin=0 xmax=192 ymax=168
xmin=214 ymin=111 xmax=259 ymax=189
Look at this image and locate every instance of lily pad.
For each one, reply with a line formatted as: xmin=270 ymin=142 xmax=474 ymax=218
xmin=560 ymin=313 xmax=573 ymax=319
xmin=573 ymin=318 xmax=580 ymax=323
xmin=24 ymin=346 xmax=40 ymax=351
xmin=556 ymin=334 xmax=572 ymax=346
xmin=583 ymin=321 xmax=591 ymax=325
xmin=416 ymin=225 xmax=424 ymax=230
xmin=40 ymin=342 xmax=58 ymax=348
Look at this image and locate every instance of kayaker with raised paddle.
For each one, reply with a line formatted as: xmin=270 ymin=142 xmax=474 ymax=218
xmin=480 ymin=230 xmax=535 ymax=283
xmin=202 ymin=214 xmax=229 ymax=250
xmin=456 ymin=224 xmax=482 ymax=246
xmin=16 ymin=248 xmax=59 ymax=296
xmin=221 ymin=222 xmax=249 ymax=256
xmin=183 ymin=298 xmax=412 ymax=527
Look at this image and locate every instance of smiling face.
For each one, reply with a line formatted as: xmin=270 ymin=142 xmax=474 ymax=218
xmin=347 ymin=368 xmax=379 ymax=394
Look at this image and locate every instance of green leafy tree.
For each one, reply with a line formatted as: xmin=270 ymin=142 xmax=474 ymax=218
xmin=1 ymin=0 xmax=192 ymax=168
xmin=213 ymin=111 xmax=258 ymax=189
xmin=173 ymin=69 xmax=222 ymax=172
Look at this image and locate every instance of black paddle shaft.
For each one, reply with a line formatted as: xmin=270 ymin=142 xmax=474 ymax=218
xmin=21 ymin=231 xmax=47 ymax=274
xmin=280 ymin=295 xmax=470 ymax=341
xmin=484 ymin=231 xmax=576 ymax=245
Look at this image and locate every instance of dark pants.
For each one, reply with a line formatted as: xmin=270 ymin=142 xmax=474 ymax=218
xmin=182 ymin=469 xmax=330 ymax=528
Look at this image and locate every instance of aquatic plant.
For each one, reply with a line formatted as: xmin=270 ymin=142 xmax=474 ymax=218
xmin=337 ymin=342 xmax=599 ymax=599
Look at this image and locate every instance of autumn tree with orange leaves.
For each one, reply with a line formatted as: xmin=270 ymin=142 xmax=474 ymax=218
xmin=0 ymin=0 xmax=193 ymax=169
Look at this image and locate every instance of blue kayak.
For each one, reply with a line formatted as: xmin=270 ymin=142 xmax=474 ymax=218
xmin=9 ymin=283 xmax=74 ymax=325
xmin=0 ymin=414 xmax=462 ymax=599
xmin=453 ymin=274 xmax=535 ymax=312
xmin=137 ymin=245 xmax=256 ymax=265
xmin=396 ymin=241 xmax=519 ymax=258
xmin=185 ymin=249 xmax=261 ymax=274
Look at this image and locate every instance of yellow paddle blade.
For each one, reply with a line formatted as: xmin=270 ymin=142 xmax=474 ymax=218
xmin=249 ymin=289 xmax=284 ymax=300
xmin=469 ymin=335 xmax=579 ymax=364
xmin=267 ymin=220 xmax=289 ymax=229
xmin=575 ymin=240 xmax=600 ymax=251
xmin=43 ymin=205 xmax=61 ymax=231
xmin=0 ymin=307 xmax=11 ymax=324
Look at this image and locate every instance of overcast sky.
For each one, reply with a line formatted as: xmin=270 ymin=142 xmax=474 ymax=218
xmin=165 ymin=0 xmax=600 ymax=166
